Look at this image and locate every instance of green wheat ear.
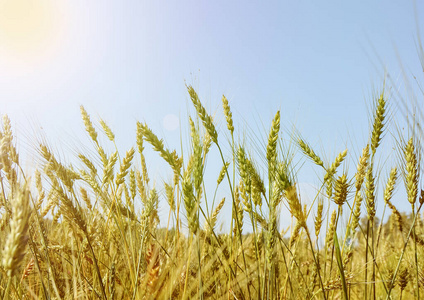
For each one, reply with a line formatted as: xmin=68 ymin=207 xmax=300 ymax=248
xmin=355 ymin=144 xmax=370 ymax=191
xmin=324 ymin=149 xmax=348 ymax=183
xmin=365 ymin=165 xmax=376 ymax=220
xmin=384 ymin=167 xmax=397 ymax=204
xmin=217 ymin=162 xmax=230 ymax=185
xmin=297 ymin=137 xmax=324 ymax=168
xmin=404 ymin=137 xmax=418 ymax=206
xmin=266 ymin=110 xmax=280 ymax=168
xmin=222 ymin=95 xmax=234 ymax=134
xmin=315 ymin=199 xmax=324 ymax=237
xmin=137 ymin=121 xmax=182 ymax=182
xmin=186 ymin=85 xmax=218 ymax=144
xmin=371 ymin=92 xmax=386 ymax=155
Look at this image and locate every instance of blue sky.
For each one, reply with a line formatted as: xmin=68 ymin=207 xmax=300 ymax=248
xmin=0 ymin=0 xmax=423 ymax=230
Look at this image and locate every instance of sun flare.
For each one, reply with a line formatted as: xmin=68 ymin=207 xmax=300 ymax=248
xmin=0 ymin=0 xmax=60 ymax=59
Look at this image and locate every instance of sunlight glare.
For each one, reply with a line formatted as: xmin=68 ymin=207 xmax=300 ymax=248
xmin=0 ymin=0 xmax=62 ymax=62
xmin=163 ymin=114 xmax=179 ymax=131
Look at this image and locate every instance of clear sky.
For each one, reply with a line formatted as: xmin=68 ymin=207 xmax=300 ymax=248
xmin=0 ymin=0 xmax=423 ymax=229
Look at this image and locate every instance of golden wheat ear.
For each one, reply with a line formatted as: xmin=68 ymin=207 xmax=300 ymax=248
xmin=404 ymin=138 xmax=419 ymax=207
xmin=2 ymin=185 xmax=31 ymax=277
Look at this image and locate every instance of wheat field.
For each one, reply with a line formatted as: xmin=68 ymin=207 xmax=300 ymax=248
xmin=0 ymin=84 xmax=423 ymax=299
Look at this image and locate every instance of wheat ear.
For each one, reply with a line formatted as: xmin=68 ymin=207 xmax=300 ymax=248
xmin=80 ymin=105 xmax=99 ymax=144
xmin=115 ymin=147 xmax=135 ymax=186
xmin=222 ymin=95 xmax=234 ymax=134
xmin=298 ymin=138 xmax=324 ymax=168
xmin=333 ymin=174 xmax=348 ymax=207
xmin=324 ymin=149 xmax=348 ymax=183
xmin=404 ymin=138 xmax=419 ymax=206
xmin=99 ymin=118 xmax=115 ymax=142
xmin=3 ymin=185 xmax=31 ymax=277
xmin=370 ymin=92 xmax=386 ymax=155
xmin=266 ymin=110 xmax=280 ymax=169
xmin=187 ymin=85 xmax=218 ymax=144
